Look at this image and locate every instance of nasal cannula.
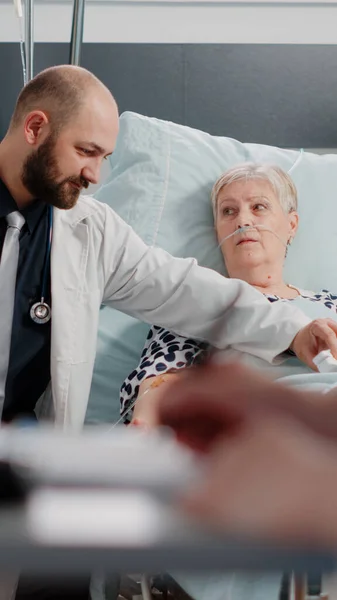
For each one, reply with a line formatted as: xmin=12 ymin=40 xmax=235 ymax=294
xmin=217 ymin=224 xmax=287 ymax=250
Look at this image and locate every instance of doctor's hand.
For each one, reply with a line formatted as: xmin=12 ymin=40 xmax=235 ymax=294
xmin=291 ymin=318 xmax=337 ymax=370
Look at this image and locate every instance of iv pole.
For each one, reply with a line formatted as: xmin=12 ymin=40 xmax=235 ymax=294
xmin=14 ymin=0 xmax=86 ymax=83
xmin=24 ymin=0 xmax=34 ymax=82
xmin=69 ymin=0 xmax=86 ymax=65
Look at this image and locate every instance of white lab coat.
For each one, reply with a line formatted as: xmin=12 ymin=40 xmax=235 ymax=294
xmin=37 ymin=195 xmax=310 ymax=429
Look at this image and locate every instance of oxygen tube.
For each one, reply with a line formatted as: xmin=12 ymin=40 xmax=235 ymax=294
xmin=217 ymin=224 xmax=287 ymax=250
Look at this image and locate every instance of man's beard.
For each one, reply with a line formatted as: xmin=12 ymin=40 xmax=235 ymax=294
xmin=21 ymin=134 xmax=89 ymax=210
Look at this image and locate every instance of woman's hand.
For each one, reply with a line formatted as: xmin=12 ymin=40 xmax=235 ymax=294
xmin=130 ymin=372 xmax=180 ymax=429
xmin=291 ymin=318 xmax=337 ymax=369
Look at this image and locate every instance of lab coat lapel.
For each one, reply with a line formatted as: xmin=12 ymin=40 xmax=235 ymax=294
xmin=49 ymin=202 xmax=91 ymax=425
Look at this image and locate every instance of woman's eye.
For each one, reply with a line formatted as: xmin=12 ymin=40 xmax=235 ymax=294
xmin=221 ymin=207 xmax=234 ymax=216
xmin=79 ymin=148 xmax=91 ymax=155
xmin=254 ymin=203 xmax=267 ymax=211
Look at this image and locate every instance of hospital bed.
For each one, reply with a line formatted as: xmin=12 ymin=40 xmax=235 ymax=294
xmin=0 ymin=426 xmax=335 ymax=594
xmin=2 ymin=1 xmax=337 ymax=599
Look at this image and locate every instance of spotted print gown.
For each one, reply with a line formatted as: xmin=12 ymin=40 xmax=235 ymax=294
xmin=120 ymin=289 xmax=337 ymax=420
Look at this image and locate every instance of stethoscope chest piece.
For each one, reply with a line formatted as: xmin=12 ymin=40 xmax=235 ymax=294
xmin=30 ymin=301 xmax=51 ymax=325
xmin=29 ymin=205 xmax=53 ymax=325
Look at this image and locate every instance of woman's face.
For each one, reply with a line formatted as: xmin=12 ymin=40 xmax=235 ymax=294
xmin=215 ymin=178 xmax=298 ymax=277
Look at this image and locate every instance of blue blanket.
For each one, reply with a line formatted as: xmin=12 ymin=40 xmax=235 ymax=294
xmin=274 ymin=296 xmax=337 ymax=392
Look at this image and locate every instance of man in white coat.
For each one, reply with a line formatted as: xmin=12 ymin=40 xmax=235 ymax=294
xmin=0 ymin=65 xmax=336 ymax=599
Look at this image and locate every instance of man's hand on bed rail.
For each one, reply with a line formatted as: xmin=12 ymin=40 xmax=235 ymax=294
xmin=291 ymin=318 xmax=337 ymax=370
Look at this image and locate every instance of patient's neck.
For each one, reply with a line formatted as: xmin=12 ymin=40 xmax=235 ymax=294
xmin=228 ymin=264 xmax=299 ymax=299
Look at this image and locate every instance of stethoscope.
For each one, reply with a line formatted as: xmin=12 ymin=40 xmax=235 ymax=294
xmin=29 ymin=205 xmax=53 ymax=325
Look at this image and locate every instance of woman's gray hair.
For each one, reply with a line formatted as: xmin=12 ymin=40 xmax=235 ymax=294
xmin=211 ymin=163 xmax=298 ymax=221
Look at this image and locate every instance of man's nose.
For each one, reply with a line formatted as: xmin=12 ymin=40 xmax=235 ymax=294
xmin=82 ymin=162 xmax=101 ymax=186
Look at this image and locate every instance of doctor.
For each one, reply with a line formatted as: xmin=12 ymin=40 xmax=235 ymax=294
xmin=0 ymin=64 xmax=336 ymax=431
xmin=0 ymin=64 xmax=337 ymax=600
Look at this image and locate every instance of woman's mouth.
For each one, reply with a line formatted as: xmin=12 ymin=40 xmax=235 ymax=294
xmin=237 ymin=238 xmax=258 ymax=245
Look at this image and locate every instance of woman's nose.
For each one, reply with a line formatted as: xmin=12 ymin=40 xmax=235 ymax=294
xmin=237 ymin=222 xmax=251 ymax=230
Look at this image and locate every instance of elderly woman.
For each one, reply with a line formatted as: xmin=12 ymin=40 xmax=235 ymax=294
xmin=121 ymin=163 xmax=337 ymax=427
xmin=118 ymin=163 xmax=337 ymax=600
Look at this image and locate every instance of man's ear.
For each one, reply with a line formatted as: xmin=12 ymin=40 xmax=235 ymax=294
xmin=24 ymin=111 xmax=50 ymax=146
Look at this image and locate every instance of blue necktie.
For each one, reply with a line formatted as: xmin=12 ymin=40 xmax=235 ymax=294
xmin=0 ymin=211 xmax=25 ymax=420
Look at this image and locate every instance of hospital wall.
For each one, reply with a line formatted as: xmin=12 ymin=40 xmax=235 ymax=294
xmin=0 ymin=1 xmax=337 ymax=45
xmin=0 ymin=0 xmax=337 ymax=153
